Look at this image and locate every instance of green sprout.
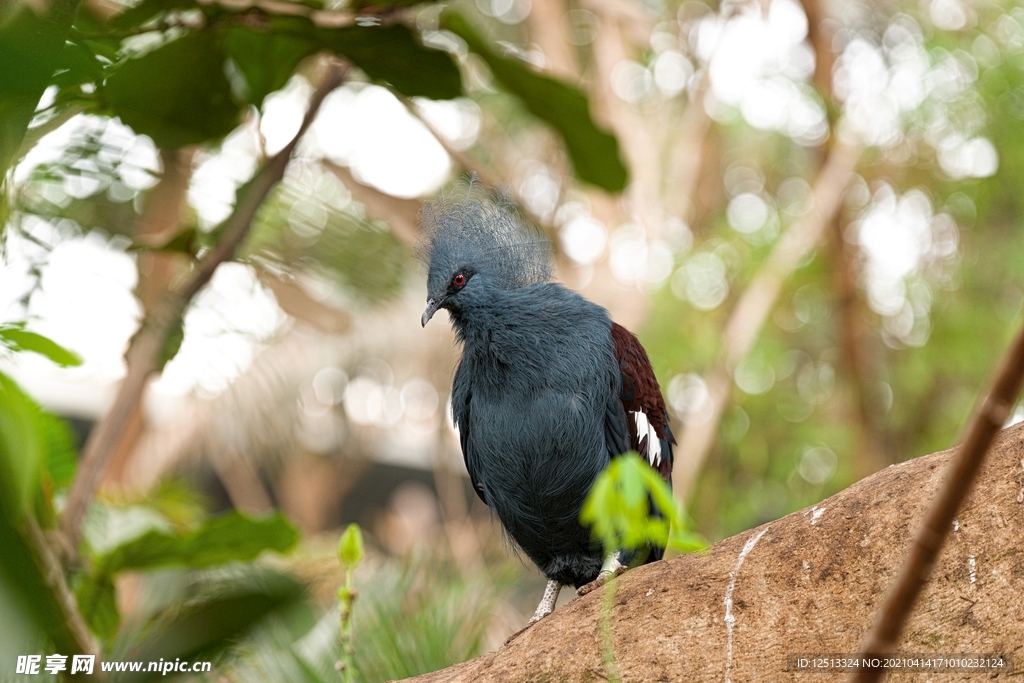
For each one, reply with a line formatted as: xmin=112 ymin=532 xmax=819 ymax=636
xmin=336 ymin=523 xmax=363 ymax=683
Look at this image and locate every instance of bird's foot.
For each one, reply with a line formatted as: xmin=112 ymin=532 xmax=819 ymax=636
xmin=504 ymin=579 xmax=561 ymax=646
xmin=503 ymin=613 xmax=546 ymax=646
xmin=575 ymin=565 xmax=626 ymax=597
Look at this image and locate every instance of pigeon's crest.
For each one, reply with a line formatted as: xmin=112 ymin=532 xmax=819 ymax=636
xmin=418 ymin=182 xmax=552 ymax=293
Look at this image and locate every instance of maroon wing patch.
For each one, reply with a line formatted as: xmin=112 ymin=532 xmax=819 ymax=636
xmin=610 ymin=323 xmax=675 ymax=483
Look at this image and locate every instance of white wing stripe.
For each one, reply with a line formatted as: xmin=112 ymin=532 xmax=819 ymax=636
xmin=629 ymin=410 xmax=662 ymax=467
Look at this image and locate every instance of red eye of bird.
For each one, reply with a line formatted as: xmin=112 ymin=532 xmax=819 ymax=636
xmin=453 ymin=273 xmax=466 ymax=287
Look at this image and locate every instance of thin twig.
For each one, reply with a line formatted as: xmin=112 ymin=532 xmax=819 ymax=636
xmin=21 ymin=516 xmax=103 ymax=679
xmin=57 ymin=62 xmax=350 ymax=560
xmin=848 ymin=320 xmax=1024 ymax=683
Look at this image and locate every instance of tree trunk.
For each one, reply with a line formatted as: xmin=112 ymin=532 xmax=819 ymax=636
xmin=403 ymin=422 xmax=1024 ymax=682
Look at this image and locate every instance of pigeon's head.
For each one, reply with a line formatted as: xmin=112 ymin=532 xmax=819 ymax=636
xmin=418 ymin=184 xmax=552 ymax=327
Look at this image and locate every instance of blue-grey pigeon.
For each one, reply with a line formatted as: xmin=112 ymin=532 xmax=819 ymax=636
xmin=419 ymin=187 xmax=674 ymax=633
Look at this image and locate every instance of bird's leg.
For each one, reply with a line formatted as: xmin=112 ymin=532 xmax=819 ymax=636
xmin=575 ymin=552 xmax=626 ymax=597
xmin=529 ymin=579 xmax=562 ymax=624
xmin=504 ymin=580 xmax=561 ymax=646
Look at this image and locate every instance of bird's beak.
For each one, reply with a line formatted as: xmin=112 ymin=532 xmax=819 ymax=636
xmin=421 ymin=297 xmax=442 ymax=327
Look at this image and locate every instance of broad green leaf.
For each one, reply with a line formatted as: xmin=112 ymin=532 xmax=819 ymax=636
xmin=33 ymin=411 xmax=78 ymax=526
xmin=442 ymin=12 xmax=628 ymax=192
xmin=581 ymin=452 xmax=705 ymax=555
xmin=75 ymin=574 xmax=119 ymax=639
xmin=0 ymin=0 xmax=82 ymax=174
xmin=0 ymin=372 xmax=45 ymax=523
xmin=104 ymin=30 xmax=242 ymax=148
xmin=222 ymin=19 xmax=319 ymax=107
xmin=337 ymin=523 xmax=363 ymax=569
xmin=618 ymin=457 xmax=647 ymax=509
xmin=317 ymin=24 xmax=461 ymax=100
xmin=119 ymin=569 xmax=305 ymax=682
xmin=97 ymin=511 xmax=299 ymax=574
xmin=52 ymin=38 xmax=106 ymax=91
xmin=0 ymin=325 xmax=82 ymax=367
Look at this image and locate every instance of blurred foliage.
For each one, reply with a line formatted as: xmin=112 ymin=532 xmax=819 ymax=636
xmin=636 ymin=0 xmax=1024 ymax=541
xmin=245 ymin=165 xmax=408 ymax=304
xmin=189 ymin=552 xmax=512 ymax=683
xmin=5 ymin=0 xmax=1024 ymax=677
xmin=349 ymin=555 xmax=508 ymax=681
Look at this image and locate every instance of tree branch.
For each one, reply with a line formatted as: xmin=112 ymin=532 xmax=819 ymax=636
xmin=402 ymin=421 xmax=1024 ymax=682
xmin=21 ymin=515 xmax=103 ymax=680
xmin=849 ymin=320 xmax=1024 ymax=682
xmin=830 ymin=213 xmax=888 ymax=477
xmin=57 ymin=63 xmax=349 ymax=559
xmin=672 ymin=140 xmax=861 ymax=505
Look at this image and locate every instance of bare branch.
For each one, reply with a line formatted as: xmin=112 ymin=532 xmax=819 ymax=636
xmin=664 ymin=77 xmax=712 ymax=222
xmin=830 ymin=214 xmax=888 ymax=477
xmin=21 ymin=516 xmax=102 ymax=676
xmin=57 ymin=63 xmax=350 ymax=559
xmin=672 ymin=141 xmax=861 ymax=505
xmin=103 ymin=148 xmax=195 ymax=487
xmin=256 ymin=267 xmax=351 ymax=334
xmin=798 ymin=0 xmax=837 ymax=104
xmin=527 ymin=0 xmax=578 ymax=80
xmin=849 ymin=320 xmax=1024 ymax=682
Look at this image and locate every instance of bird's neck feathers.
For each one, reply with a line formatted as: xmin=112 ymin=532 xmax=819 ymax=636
xmin=446 ymin=282 xmax=514 ymax=344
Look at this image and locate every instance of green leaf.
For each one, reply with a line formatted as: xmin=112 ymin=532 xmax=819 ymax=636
xmin=0 ymin=0 xmax=82 ymax=174
xmin=317 ymin=24 xmax=461 ymax=100
xmin=104 ymin=30 xmax=242 ymax=148
xmin=75 ymin=574 xmax=119 ymax=639
xmin=442 ymin=12 xmax=628 ymax=192
xmin=156 ymin=317 xmax=184 ymax=371
xmin=618 ymin=457 xmax=647 ymax=509
xmin=0 ymin=372 xmax=46 ymax=523
xmin=222 ymin=19 xmax=319 ymax=108
xmin=97 ymin=511 xmax=300 ymax=574
xmin=0 ymin=324 xmax=82 ymax=366
xmin=52 ymin=38 xmax=107 ymax=91
xmin=337 ymin=523 xmax=363 ymax=569
xmin=120 ymin=569 xmax=305 ymax=682
xmin=581 ymin=452 xmax=705 ymax=556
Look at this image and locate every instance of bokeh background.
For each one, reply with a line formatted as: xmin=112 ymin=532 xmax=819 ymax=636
xmin=3 ymin=0 xmax=1024 ymax=676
